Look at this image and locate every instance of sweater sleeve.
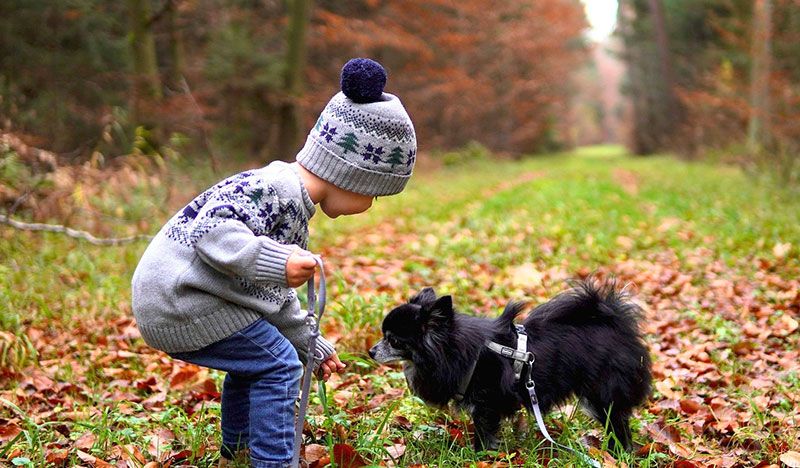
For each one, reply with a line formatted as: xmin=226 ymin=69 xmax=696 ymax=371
xmin=195 ymin=222 xmax=294 ymax=286
xmin=189 ymin=182 xmax=294 ymax=287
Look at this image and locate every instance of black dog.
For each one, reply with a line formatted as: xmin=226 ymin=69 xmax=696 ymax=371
xmin=369 ymin=280 xmax=652 ymax=452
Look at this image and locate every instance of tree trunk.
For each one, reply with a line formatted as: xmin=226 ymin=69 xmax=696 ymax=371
xmin=127 ymin=0 xmax=162 ymax=127
xmin=276 ymin=0 xmax=312 ymax=161
xmin=648 ymin=0 xmax=679 ymax=150
xmin=748 ymin=0 xmax=773 ymax=152
xmin=166 ymin=1 xmax=186 ymax=90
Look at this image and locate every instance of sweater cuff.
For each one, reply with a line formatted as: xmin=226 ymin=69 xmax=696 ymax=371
xmin=315 ymin=336 xmax=336 ymax=362
xmin=253 ymin=238 xmax=295 ymax=287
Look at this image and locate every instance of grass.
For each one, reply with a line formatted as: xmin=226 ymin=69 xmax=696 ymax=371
xmin=1 ymin=145 xmax=799 ymax=466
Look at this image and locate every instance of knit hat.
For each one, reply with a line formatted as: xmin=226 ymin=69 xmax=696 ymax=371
xmin=296 ymin=58 xmax=417 ymax=196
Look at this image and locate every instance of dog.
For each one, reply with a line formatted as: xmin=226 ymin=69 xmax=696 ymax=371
xmin=369 ymin=279 xmax=652 ymax=452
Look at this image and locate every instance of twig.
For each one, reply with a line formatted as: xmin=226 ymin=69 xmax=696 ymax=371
xmin=145 ymin=0 xmax=176 ymax=28
xmin=179 ymin=75 xmax=220 ymax=174
xmin=0 ymin=214 xmax=152 ymax=246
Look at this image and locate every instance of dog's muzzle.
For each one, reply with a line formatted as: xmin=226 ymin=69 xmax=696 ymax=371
xmin=369 ymin=339 xmax=405 ymax=364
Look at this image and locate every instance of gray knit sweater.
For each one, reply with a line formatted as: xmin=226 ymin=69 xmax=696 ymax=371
xmin=131 ymin=161 xmax=334 ymax=363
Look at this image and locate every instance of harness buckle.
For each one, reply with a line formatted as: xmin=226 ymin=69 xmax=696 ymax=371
xmin=524 ymin=352 xmax=535 ymax=364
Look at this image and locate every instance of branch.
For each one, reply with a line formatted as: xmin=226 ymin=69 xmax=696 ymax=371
xmin=1 ymin=132 xmax=58 ymax=171
xmin=0 ymin=214 xmax=153 ymax=246
xmin=145 ymin=0 xmax=175 ymax=28
xmin=179 ymin=75 xmax=220 ymax=174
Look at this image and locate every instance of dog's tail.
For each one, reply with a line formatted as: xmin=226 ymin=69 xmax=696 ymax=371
xmin=494 ymin=300 xmax=528 ymax=330
xmin=525 ymin=278 xmax=644 ymax=331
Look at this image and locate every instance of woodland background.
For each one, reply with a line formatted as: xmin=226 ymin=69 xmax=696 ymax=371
xmin=1 ymin=0 xmax=798 ymax=175
xmin=2 ymin=1 xmax=800 ymax=467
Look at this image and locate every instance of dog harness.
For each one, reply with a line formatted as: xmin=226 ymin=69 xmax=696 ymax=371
xmin=460 ymin=324 xmax=601 ymax=467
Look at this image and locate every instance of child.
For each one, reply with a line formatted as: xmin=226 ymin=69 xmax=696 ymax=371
xmin=131 ymin=58 xmax=417 ymax=467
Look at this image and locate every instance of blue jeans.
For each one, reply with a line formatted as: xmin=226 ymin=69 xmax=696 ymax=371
xmin=171 ymin=318 xmax=303 ymax=468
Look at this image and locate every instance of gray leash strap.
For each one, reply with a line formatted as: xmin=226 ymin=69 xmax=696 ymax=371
xmin=290 ymin=256 xmax=326 ymax=468
xmin=486 ymin=325 xmax=600 ymax=467
xmin=526 ymin=380 xmax=601 ymax=467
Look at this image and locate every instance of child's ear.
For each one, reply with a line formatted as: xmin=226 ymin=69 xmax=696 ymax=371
xmin=410 ymin=287 xmax=437 ymax=307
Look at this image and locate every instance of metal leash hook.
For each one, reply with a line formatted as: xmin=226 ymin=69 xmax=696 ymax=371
xmin=290 ymin=256 xmax=326 ymax=468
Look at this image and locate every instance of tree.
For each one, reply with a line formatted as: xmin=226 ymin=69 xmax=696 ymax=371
xmin=276 ymin=0 xmax=312 ymax=161
xmin=748 ymin=0 xmax=773 ymax=152
xmin=127 ymin=0 xmax=162 ymax=127
xmin=618 ymin=0 xmax=682 ymax=154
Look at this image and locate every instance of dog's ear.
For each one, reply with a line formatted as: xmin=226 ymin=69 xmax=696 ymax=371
xmin=421 ymin=295 xmax=453 ymax=326
xmin=410 ymin=287 xmax=437 ymax=307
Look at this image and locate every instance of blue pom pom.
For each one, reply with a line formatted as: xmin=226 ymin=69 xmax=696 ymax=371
xmin=340 ymin=58 xmax=387 ymax=103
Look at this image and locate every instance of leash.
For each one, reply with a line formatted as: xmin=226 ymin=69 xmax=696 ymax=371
xmin=290 ymin=256 xmax=326 ymax=468
xmin=486 ymin=325 xmax=601 ymax=467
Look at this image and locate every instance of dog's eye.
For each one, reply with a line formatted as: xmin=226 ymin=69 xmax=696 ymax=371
xmin=388 ymin=336 xmax=402 ymax=348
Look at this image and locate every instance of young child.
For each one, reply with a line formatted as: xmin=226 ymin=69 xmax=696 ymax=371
xmin=131 ymin=58 xmax=417 ymax=467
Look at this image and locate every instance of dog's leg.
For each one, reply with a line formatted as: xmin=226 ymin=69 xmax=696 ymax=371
xmin=585 ymin=398 xmax=633 ymax=452
xmin=607 ymin=410 xmax=633 ymax=452
xmin=471 ymin=407 xmax=502 ymax=452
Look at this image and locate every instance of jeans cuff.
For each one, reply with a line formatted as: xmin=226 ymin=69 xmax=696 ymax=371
xmin=250 ymin=455 xmax=290 ymax=468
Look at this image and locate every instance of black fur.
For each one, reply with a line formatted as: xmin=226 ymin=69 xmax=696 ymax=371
xmin=369 ymin=279 xmax=652 ymax=452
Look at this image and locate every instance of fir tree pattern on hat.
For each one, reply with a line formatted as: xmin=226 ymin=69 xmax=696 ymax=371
xmin=296 ymin=58 xmax=417 ymax=197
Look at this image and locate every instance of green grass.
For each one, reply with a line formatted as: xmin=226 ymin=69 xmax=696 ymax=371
xmin=1 ymin=145 xmax=799 ymax=466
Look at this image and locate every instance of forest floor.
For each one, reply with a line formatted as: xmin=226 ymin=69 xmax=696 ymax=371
xmin=1 ymin=145 xmax=799 ymax=467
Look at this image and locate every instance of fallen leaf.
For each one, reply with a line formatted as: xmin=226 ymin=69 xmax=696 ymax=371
xmin=333 ymin=443 xmax=368 ymax=468
xmin=74 ymin=431 xmax=97 ymax=450
xmin=305 ymin=444 xmax=327 ymax=464
xmin=773 ymin=242 xmax=792 ymax=259
xmin=385 ymin=443 xmax=406 ymax=460
xmin=781 ymin=451 xmax=800 ymax=468
xmin=774 ymin=314 xmax=799 ymax=337
xmin=0 ymin=421 xmax=22 ymax=441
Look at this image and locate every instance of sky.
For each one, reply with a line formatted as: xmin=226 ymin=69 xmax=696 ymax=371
xmin=581 ymin=0 xmax=619 ymax=41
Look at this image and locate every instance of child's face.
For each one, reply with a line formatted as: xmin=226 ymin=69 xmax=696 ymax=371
xmin=320 ymin=185 xmax=374 ymax=218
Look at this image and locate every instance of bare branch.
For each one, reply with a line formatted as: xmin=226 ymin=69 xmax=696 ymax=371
xmin=179 ymin=75 xmax=220 ymax=174
xmin=0 ymin=214 xmax=152 ymax=246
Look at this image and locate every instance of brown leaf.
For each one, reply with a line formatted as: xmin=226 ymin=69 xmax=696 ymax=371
xmin=170 ymin=364 xmax=202 ymax=389
xmin=645 ymin=421 xmax=681 ymax=445
xmin=45 ymin=449 xmax=69 ymax=466
xmin=74 ymin=431 xmax=97 ymax=450
xmin=332 ymin=443 xmax=368 ymax=468
xmin=0 ymin=421 xmax=22 ymax=442
xmin=76 ymin=449 xmax=113 ymax=467
xmin=147 ymin=428 xmax=175 ymax=459
xmin=679 ymin=399 xmax=704 ymax=415
xmin=305 ymin=444 xmax=328 ymax=464
xmin=774 ymin=314 xmax=799 ymax=337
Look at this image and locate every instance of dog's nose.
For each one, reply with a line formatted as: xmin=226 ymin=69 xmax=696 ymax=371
xmin=368 ymin=345 xmax=376 ymax=359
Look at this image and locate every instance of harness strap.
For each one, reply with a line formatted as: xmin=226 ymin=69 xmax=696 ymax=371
xmin=486 ymin=324 xmax=600 ymax=467
xmin=454 ymin=354 xmax=479 ymax=402
xmin=290 ymin=256 xmax=325 ymax=468
xmin=484 ymin=340 xmax=533 ymax=363
xmin=513 ymin=324 xmax=528 ymax=380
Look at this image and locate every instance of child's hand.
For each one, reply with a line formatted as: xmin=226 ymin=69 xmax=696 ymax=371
xmin=286 ymin=249 xmax=318 ymax=287
xmin=316 ymin=353 xmax=346 ymax=381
